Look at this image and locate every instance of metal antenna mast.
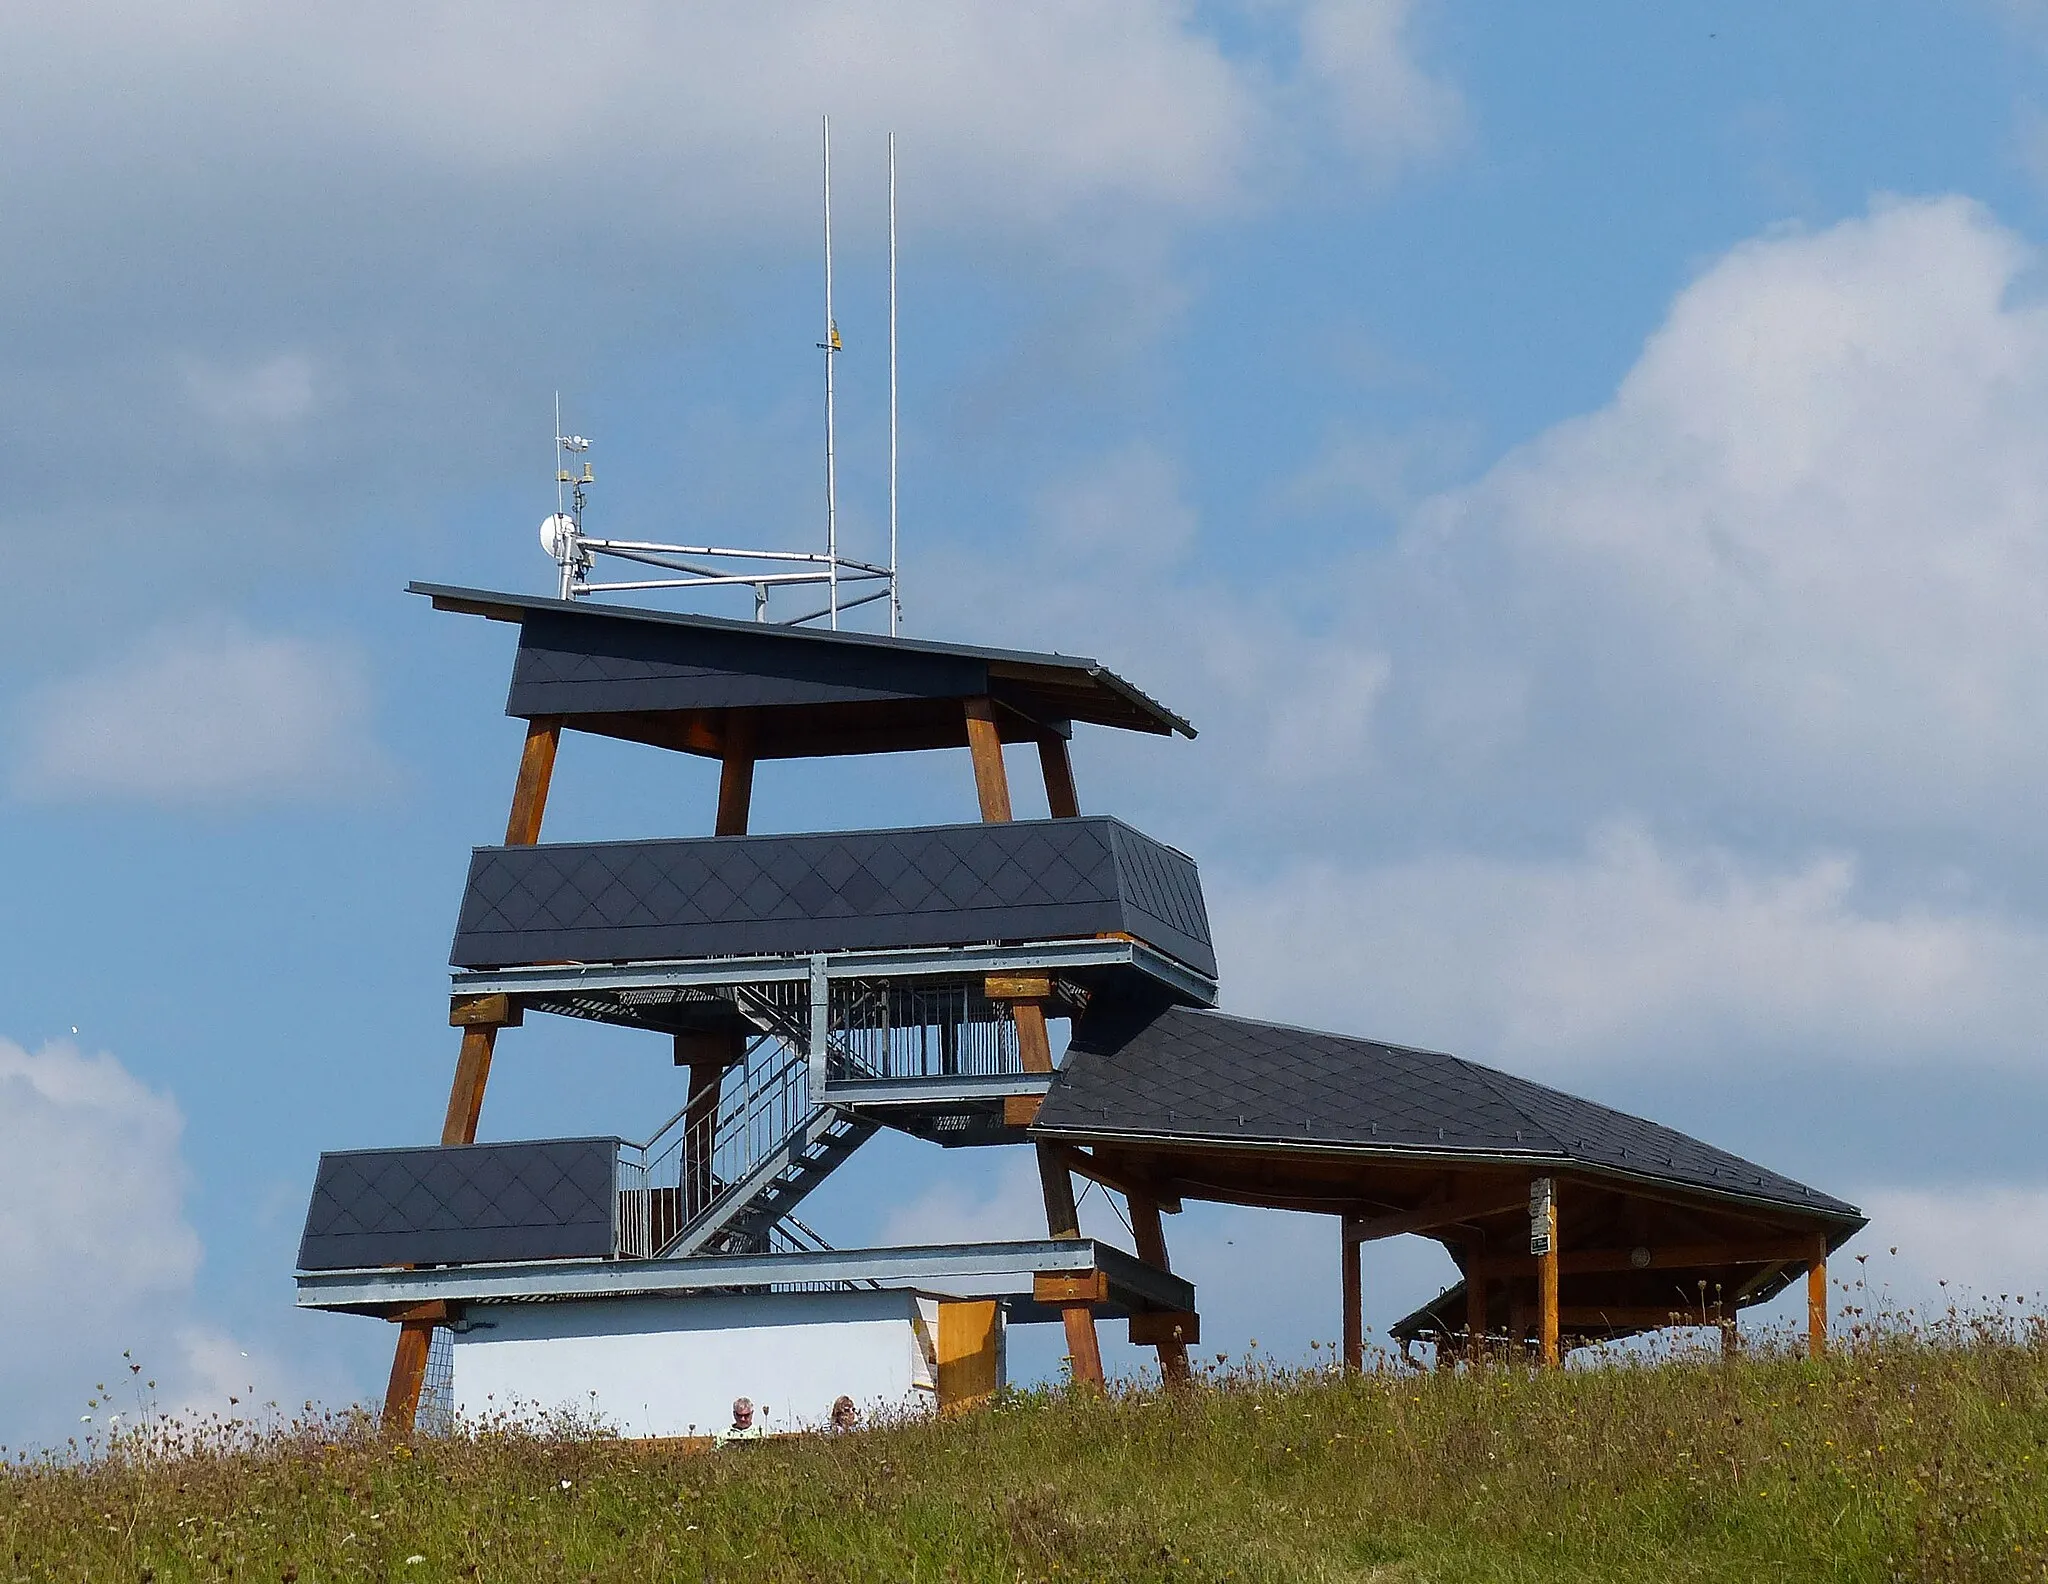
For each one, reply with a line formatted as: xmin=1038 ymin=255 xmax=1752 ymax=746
xmin=888 ymin=131 xmax=899 ymax=635
xmin=820 ymin=114 xmax=840 ymax=629
xmin=534 ymin=125 xmax=899 ymax=631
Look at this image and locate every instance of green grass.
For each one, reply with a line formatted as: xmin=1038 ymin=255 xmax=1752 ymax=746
xmin=8 ymin=1324 xmax=2048 ymax=1582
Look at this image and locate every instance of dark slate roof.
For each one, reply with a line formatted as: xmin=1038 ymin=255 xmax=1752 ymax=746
xmin=449 ymin=817 xmax=1217 ymax=979
xmin=409 ymin=582 xmax=1194 ymax=742
xmin=1036 ymin=1006 xmax=1862 ymax=1222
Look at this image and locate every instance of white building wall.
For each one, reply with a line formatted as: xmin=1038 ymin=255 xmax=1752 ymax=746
xmin=451 ymin=1289 xmax=951 ymax=1438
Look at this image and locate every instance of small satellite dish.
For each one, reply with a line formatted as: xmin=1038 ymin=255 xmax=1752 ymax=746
xmin=540 ymin=512 xmax=576 ymax=559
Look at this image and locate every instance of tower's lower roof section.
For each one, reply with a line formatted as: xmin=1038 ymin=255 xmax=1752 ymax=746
xmin=1034 ymin=1005 xmax=1862 ymax=1224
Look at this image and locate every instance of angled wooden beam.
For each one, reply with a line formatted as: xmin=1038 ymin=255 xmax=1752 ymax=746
xmin=1037 ymin=737 xmax=1080 ymax=818
xmin=1345 ymin=1187 xmax=1528 ymax=1245
xmin=676 ymin=1030 xmax=743 ymax=1222
xmin=391 ymin=715 xmax=563 ymax=1431
xmin=1040 ymin=1143 xmax=1181 ymax=1213
xmin=715 ymin=709 xmax=756 ymax=837
xmin=503 ymin=716 xmax=563 ymax=846
xmin=1034 ymin=1143 xmax=1105 ymax=1388
xmin=1341 ymin=1215 xmax=1364 ymax=1372
xmin=381 ymin=1321 xmax=434 ymax=1437
xmin=1129 ymin=1192 xmax=1190 ymax=1384
xmin=963 ymin=696 xmax=1013 ymax=822
xmin=440 ymin=1026 xmax=498 ymax=1147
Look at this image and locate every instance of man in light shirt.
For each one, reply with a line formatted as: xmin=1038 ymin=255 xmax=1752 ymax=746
xmin=715 ymin=1396 xmax=766 ymax=1447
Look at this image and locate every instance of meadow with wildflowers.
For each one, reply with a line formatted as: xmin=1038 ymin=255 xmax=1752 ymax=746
xmin=7 ymin=1309 xmax=2047 ymax=1583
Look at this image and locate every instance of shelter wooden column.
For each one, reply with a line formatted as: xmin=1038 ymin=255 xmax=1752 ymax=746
xmin=1465 ymin=1272 xmax=1488 ymax=1365
xmin=384 ymin=716 xmax=562 ymax=1434
xmin=1129 ymin=1193 xmax=1191 ymax=1385
xmin=1340 ymin=1215 xmax=1364 ymax=1372
xmin=1536 ymin=1178 xmax=1560 ymax=1370
xmin=967 ymin=696 xmax=1106 ymax=1387
xmin=1807 ymin=1236 xmax=1829 ymax=1360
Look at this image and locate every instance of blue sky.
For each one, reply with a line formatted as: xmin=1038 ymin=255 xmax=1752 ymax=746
xmin=7 ymin=2 xmax=2048 ymax=1445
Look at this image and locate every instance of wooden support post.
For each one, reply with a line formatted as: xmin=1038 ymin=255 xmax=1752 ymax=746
xmin=1466 ymin=1273 xmax=1488 ymax=1365
xmin=382 ymin=1321 xmax=434 ymax=1436
xmin=502 ymin=716 xmax=563 ymax=847
xmin=676 ymin=1031 xmax=743 ymax=1222
xmin=715 ymin=709 xmax=756 ymax=837
xmin=1807 ymin=1239 xmax=1828 ymax=1360
xmin=1035 ymin=1143 xmax=1104 ymax=1388
xmin=440 ymin=1026 xmax=497 ymax=1147
xmin=1037 ymin=737 xmax=1080 ymax=819
xmin=388 ymin=715 xmax=562 ymax=1433
xmin=1341 ymin=1214 xmax=1364 ymax=1373
xmin=963 ymin=696 xmax=1013 ymax=821
xmin=1537 ymin=1182 xmax=1560 ymax=1370
xmin=970 ymin=695 xmax=1100 ymax=1383
xmin=1129 ymin=1192 xmax=1190 ymax=1385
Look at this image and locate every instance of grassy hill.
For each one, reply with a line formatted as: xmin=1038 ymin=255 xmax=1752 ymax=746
xmin=8 ymin=1323 xmax=2047 ymax=1582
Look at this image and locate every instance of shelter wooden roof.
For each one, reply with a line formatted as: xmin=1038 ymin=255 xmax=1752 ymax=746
xmin=1032 ymin=1003 xmax=1865 ymax=1345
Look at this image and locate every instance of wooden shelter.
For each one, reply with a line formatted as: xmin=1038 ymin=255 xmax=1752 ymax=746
xmin=1036 ymin=1003 xmax=1864 ymax=1366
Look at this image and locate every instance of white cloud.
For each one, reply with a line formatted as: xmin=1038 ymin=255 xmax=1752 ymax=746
xmin=1212 ymin=822 xmax=2048 ymax=1074
xmin=0 ymin=1036 xmax=290 ymax=1449
xmin=13 ymin=621 xmax=391 ymax=805
xmin=1395 ymin=195 xmax=2048 ymax=833
xmin=0 ymin=4 xmax=1457 ymax=241
xmin=181 ymin=352 xmax=321 ymax=448
xmin=1293 ymin=0 xmax=1463 ymax=177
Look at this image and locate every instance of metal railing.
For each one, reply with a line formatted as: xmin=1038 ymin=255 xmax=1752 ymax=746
xmin=612 ymin=976 xmax=1040 ymax=1262
xmin=826 ymin=980 xmax=1027 ymax=1082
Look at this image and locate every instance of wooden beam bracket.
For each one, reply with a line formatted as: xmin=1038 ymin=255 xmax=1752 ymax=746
xmin=1034 ymin=1269 xmax=1109 ymax=1306
xmin=449 ymin=993 xmax=522 ymax=1029
xmin=1128 ymin=1310 xmax=1200 ymax=1347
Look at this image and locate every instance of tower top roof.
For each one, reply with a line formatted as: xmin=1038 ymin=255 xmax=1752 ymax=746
xmin=411 ymin=582 xmax=1194 ymax=758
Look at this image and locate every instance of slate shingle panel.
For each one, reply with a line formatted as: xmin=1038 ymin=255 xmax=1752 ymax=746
xmin=449 ymin=817 xmax=1216 ymax=976
xmin=1039 ymin=1006 xmax=1859 ymax=1218
xmin=297 ymin=1139 xmax=619 ymax=1270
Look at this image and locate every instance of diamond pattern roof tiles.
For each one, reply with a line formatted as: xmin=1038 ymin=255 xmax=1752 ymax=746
xmin=449 ymin=817 xmax=1216 ymax=976
xmin=297 ymin=1139 xmax=620 ymax=1270
xmin=1037 ymin=1006 xmax=1859 ymax=1220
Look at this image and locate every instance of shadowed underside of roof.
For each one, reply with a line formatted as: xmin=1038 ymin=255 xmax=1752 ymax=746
xmin=1036 ymin=1004 xmax=1861 ymax=1222
xmin=410 ymin=582 xmax=1193 ymax=755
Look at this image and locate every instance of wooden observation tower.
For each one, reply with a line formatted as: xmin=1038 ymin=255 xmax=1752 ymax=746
xmin=295 ymin=576 xmax=1864 ymax=1433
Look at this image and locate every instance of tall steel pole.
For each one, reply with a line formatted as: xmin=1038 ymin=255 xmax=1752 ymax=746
xmin=888 ymin=131 xmax=899 ymax=635
xmin=821 ymin=114 xmax=839 ymax=629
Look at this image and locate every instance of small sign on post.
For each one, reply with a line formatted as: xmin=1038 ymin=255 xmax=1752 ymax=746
xmin=1529 ymin=1176 xmax=1555 ymax=1257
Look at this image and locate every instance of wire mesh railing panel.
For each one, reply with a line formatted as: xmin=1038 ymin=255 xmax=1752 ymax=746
xmin=415 ymin=1326 xmax=454 ymax=1437
xmin=827 ymin=980 xmax=1022 ymax=1081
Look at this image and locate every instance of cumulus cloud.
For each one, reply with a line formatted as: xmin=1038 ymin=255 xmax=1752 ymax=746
xmin=0 ymin=1036 xmax=285 ymax=1449
xmin=1293 ymin=0 xmax=1463 ymax=178
xmin=0 ymin=3 xmax=1455 ymax=241
xmin=13 ymin=622 xmax=391 ymax=805
xmin=1392 ymin=195 xmax=2048 ymax=838
xmin=1212 ymin=822 xmax=2048 ymax=1074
